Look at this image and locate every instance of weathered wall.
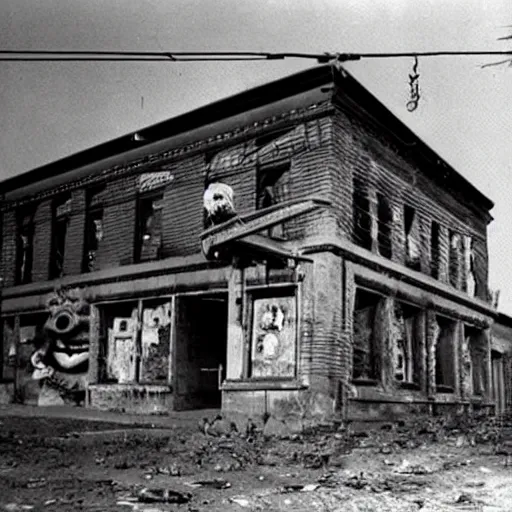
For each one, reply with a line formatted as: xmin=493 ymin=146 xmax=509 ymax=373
xmin=332 ymin=102 xmax=490 ymax=299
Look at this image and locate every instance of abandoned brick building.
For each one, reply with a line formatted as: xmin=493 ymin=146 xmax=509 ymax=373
xmin=0 ymin=64 xmax=506 ymax=422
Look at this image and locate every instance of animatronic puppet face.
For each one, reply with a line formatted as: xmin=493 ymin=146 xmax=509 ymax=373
xmin=203 ymin=182 xmax=236 ymax=226
xmin=41 ymin=288 xmax=91 ymax=374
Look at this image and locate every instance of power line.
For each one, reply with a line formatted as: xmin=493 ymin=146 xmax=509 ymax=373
xmin=0 ymin=49 xmax=512 ymax=63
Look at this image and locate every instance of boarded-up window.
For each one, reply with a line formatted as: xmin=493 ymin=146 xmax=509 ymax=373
xmin=393 ymin=302 xmax=422 ymax=385
xmin=430 ymin=221 xmax=440 ymax=279
xmin=352 ymin=178 xmax=372 ymax=250
xmin=352 ymin=289 xmax=383 ymax=381
xmin=377 ymin=193 xmax=393 ymax=259
xmin=50 ymin=194 xmax=72 ymax=279
xmin=140 ymin=300 xmax=172 ymax=384
xmin=135 ymin=193 xmax=164 ymax=263
xmin=15 ymin=206 xmax=35 ymax=285
xmin=250 ymin=294 xmax=296 ymax=379
xmin=435 ymin=316 xmax=457 ymax=392
xmin=99 ymin=299 xmax=171 ymax=385
xmin=463 ymin=235 xmax=476 ymax=297
xmin=404 ymin=205 xmax=421 ymax=270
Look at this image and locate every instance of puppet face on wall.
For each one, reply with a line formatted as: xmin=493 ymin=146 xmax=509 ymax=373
xmin=44 ymin=288 xmax=90 ymax=373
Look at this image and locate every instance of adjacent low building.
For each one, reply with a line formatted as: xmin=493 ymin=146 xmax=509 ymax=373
xmin=0 ymin=64 xmax=503 ymax=424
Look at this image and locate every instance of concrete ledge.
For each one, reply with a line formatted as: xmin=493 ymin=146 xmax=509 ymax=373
xmin=88 ymin=383 xmax=173 ymax=415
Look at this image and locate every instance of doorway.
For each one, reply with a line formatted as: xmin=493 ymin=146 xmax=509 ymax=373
xmin=492 ymin=350 xmax=505 ymax=415
xmin=173 ymin=293 xmax=228 ymax=410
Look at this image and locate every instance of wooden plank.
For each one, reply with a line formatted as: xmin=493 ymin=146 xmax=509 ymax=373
xmin=201 ymin=197 xmax=330 ymax=257
xmin=235 ymin=234 xmax=313 ymax=263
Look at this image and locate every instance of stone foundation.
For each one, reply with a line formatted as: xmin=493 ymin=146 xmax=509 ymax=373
xmin=87 ymin=384 xmax=173 ymax=415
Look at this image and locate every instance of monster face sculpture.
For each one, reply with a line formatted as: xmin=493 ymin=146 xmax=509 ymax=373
xmin=203 ymin=182 xmax=236 ymax=226
xmin=31 ymin=287 xmax=90 ymax=404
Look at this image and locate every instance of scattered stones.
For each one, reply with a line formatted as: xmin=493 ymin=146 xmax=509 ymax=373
xmin=137 ymin=487 xmax=191 ymax=504
xmin=188 ymin=478 xmax=231 ymax=489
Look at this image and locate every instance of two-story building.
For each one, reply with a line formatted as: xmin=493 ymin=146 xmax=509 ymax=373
xmin=0 ymin=64 xmax=500 ymax=425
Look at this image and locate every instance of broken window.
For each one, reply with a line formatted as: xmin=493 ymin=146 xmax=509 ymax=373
xmin=82 ymin=187 xmax=104 ymax=273
xmin=465 ymin=325 xmax=487 ymax=397
xmin=393 ymin=302 xmax=422 ymax=385
xmin=434 ymin=316 xmax=457 ymax=392
xmin=352 ymin=288 xmax=383 ymax=381
xmin=135 ymin=193 xmax=164 ymax=263
xmin=449 ymin=230 xmax=461 ymax=288
xmin=49 ymin=193 xmax=72 ymax=279
xmin=404 ymin=205 xmax=421 ymax=270
xmin=462 ymin=235 xmax=476 ymax=297
xmin=352 ymin=178 xmax=372 ymax=250
xmin=140 ymin=299 xmax=172 ymax=384
xmin=249 ymin=293 xmax=296 ymax=379
xmin=15 ymin=205 xmax=35 ymax=284
xmin=256 ymin=163 xmax=290 ymax=239
xmin=99 ymin=302 xmax=138 ymax=384
xmin=430 ymin=221 xmax=440 ymax=279
xmin=377 ymin=193 xmax=393 ymax=259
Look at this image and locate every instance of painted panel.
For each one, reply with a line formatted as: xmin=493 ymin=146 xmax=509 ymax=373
xmin=250 ymin=296 xmax=296 ymax=378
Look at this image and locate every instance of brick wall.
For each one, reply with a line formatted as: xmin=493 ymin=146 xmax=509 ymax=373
xmin=32 ymin=200 xmax=52 ymax=282
xmin=95 ymin=175 xmax=138 ymax=269
xmin=1 ymin=210 xmax=17 ymax=287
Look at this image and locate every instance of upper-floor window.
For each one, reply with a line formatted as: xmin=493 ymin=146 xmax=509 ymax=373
xmin=376 ymin=193 xmax=393 ymax=259
xmin=404 ymin=205 xmax=421 ymax=270
xmin=135 ymin=192 xmax=164 ymax=263
xmin=256 ymin=163 xmax=290 ymax=239
xmin=430 ymin=221 xmax=441 ymax=279
xmin=49 ymin=193 xmax=72 ymax=279
xmin=352 ymin=178 xmax=372 ymax=250
xmin=15 ymin=205 xmax=36 ymax=284
xmin=449 ymin=230 xmax=461 ymax=288
xmin=82 ymin=186 xmax=104 ymax=273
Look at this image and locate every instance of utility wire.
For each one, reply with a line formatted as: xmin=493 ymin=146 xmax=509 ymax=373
xmin=0 ymin=50 xmax=512 ymax=62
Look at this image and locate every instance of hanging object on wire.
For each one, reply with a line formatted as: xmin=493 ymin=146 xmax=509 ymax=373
xmin=406 ymin=56 xmax=421 ymax=112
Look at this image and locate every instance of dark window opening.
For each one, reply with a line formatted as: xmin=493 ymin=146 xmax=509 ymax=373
xmin=256 ymin=164 xmax=290 ymax=239
xmin=404 ymin=205 xmax=421 ymax=270
xmin=449 ymin=230 xmax=461 ymax=288
xmin=352 ymin=288 xmax=383 ymax=381
xmin=393 ymin=302 xmax=422 ymax=384
xmin=377 ymin=193 xmax=393 ymax=259
xmin=15 ymin=206 xmax=35 ymax=284
xmin=82 ymin=188 xmax=104 ymax=273
xmin=135 ymin=193 xmax=164 ymax=263
xmin=352 ymin=178 xmax=372 ymax=250
xmin=49 ymin=194 xmax=71 ymax=279
xmin=465 ymin=325 xmax=487 ymax=397
xmin=430 ymin=221 xmax=440 ymax=279
xmin=435 ymin=316 xmax=457 ymax=392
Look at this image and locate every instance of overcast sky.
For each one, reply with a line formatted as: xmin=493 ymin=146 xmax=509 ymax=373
xmin=0 ymin=0 xmax=511 ymax=314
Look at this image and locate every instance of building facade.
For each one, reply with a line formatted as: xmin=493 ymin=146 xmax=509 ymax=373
xmin=0 ymin=65 xmax=500 ymax=424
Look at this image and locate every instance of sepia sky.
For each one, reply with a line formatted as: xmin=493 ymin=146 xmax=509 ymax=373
xmin=0 ymin=0 xmax=511 ymax=313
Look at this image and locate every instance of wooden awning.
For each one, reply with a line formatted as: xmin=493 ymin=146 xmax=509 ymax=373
xmin=200 ymin=197 xmax=331 ymax=263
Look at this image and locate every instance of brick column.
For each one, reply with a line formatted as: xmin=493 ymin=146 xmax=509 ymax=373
xmin=1 ymin=210 xmax=17 ymax=287
xmin=63 ymin=189 xmax=86 ymax=276
xmin=32 ymin=200 xmax=52 ymax=282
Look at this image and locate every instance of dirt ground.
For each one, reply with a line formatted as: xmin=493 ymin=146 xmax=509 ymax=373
xmin=1 ymin=413 xmax=512 ymax=512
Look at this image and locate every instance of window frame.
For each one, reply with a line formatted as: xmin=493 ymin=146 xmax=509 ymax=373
xmin=134 ymin=190 xmax=164 ymax=263
xmin=49 ymin=193 xmax=72 ymax=280
xmin=15 ymin=205 xmax=36 ymax=285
